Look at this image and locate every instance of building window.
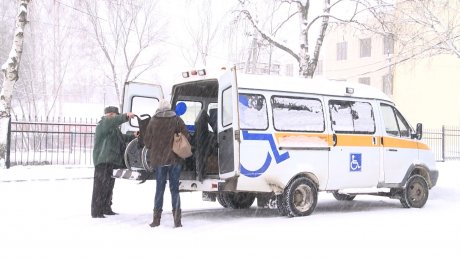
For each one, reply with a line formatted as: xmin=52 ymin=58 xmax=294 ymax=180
xmin=285 ymin=63 xmax=293 ymax=76
xmin=360 ymin=38 xmax=372 ymax=58
xmin=336 ymin=42 xmax=347 ymax=60
xmin=358 ymin=77 xmax=371 ymax=85
xmin=383 ymin=34 xmax=394 ymax=55
xmin=382 ymin=74 xmax=393 ymax=95
xmin=314 ymin=60 xmax=323 ymax=75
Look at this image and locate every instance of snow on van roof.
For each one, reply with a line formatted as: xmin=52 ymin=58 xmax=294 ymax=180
xmin=235 ymin=73 xmax=392 ymax=102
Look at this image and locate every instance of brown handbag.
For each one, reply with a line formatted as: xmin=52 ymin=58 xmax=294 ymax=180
xmin=172 ymin=119 xmax=192 ymax=159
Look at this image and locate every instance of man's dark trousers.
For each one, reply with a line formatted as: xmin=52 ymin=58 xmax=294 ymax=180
xmin=91 ymin=163 xmax=115 ymax=217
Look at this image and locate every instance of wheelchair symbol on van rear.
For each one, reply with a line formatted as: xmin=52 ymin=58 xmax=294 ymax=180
xmin=239 ymin=131 xmax=290 ymax=178
xmin=350 ymin=153 xmax=362 ymax=172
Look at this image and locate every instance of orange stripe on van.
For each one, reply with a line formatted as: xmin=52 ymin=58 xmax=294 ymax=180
xmin=334 ymin=134 xmax=379 ymax=147
xmin=417 ymin=142 xmax=431 ymax=150
xmin=273 ymin=132 xmax=428 ymax=150
xmin=382 ymin=137 xmax=430 ymax=150
xmin=274 ymin=132 xmax=329 ymax=145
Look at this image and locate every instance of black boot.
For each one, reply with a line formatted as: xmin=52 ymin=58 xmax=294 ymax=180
xmin=149 ymin=209 xmax=162 ymax=227
xmin=103 ymin=207 xmax=118 ymax=215
xmin=173 ymin=209 xmax=182 ymax=228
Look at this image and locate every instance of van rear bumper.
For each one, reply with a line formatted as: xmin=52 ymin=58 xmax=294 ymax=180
xmin=112 ymin=168 xmax=153 ymax=181
xmin=428 ymin=169 xmax=439 ymax=188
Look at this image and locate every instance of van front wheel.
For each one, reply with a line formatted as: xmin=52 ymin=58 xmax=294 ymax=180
xmin=276 ymin=193 xmax=288 ymax=216
xmin=284 ymin=177 xmax=318 ymax=217
xmin=400 ymin=175 xmax=429 ymax=208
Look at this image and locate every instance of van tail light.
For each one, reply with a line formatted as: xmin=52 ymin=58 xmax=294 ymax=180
xmin=182 ymin=69 xmax=206 ymax=78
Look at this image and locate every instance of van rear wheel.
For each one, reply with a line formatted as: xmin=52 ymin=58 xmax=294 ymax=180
xmin=221 ymin=192 xmax=256 ymax=209
xmin=332 ymin=191 xmax=356 ymax=201
xmin=216 ymin=192 xmax=229 ymax=208
xmin=400 ymin=175 xmax=429 ymax=208
xmin=284 ymin=177 xmax=318 ymax=217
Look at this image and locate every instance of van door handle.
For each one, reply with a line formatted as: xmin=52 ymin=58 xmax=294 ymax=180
xmin=332 ymin=134 xmax=337 ymax=146
xmin=388 ymin=149 xmax=398 ymax=152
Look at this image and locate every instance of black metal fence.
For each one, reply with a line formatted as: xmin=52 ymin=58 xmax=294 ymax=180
xmin=7 ymin=116 xmax=97 ymax=167
xmin=422 ymin=126 xmax=460 ymax=162
xmin=6 ymin=117 xmax=460 ymax=167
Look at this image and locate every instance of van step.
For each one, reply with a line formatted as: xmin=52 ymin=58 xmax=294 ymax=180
xmin=113 ymin=168 xmax=147 ymax=180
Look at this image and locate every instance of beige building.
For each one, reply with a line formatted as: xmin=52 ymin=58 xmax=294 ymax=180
xmin=321 ymin=19 xmax=460 ymax=128
xmin=320 ymin=23 xmax=394 ymax=93
xmin=393 ymin=54 xmax=460 ymax=128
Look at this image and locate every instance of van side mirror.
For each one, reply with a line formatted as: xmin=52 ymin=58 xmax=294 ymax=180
xmin=413 ymin=123 xmax=423 ymax=140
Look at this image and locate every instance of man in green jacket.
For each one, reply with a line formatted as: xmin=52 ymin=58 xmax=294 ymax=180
xmin=91 ymin=106 xmax=136 ymax=218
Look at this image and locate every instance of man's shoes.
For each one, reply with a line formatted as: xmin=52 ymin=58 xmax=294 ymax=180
xmin=91 ymin=214 xmax=106 ymax=218
xmin=103 ymin=210 xmax=118 ymax=215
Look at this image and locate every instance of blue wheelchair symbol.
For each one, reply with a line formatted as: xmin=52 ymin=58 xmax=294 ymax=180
xmin=239 ymin=131 xmax=290 ymax=178
xmin=350 ymin=153 xmax=362 ymax=172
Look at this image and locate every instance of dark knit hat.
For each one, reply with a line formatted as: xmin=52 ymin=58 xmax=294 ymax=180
xmin=104 ymin=106 xmax=119 ymax=114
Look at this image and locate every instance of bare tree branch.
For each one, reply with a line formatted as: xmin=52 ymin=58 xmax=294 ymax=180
xmin=239 ymin=9 xmax=300 ymax=62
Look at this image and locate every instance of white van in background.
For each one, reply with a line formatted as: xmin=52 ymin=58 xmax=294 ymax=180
xmin=114 ymin=68 xmax=439 ymax=217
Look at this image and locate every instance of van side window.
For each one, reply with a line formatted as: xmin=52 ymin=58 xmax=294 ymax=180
xmin=381 ymin=104 xmax=411 ymax=138
xmin=395 ymin=110 xmax=411 ymax=137
xmin=222 ymin=87 xmax=233 ymax=127
xmin=130 ymin=96 xmax=159 ymax=127
xmin=238 ymin=94 xmax=268 ymax=130
xmin=272 ymin=96 xmax=324 ymax=132
xmin=329 ymin=100 xmax=375 ymax=134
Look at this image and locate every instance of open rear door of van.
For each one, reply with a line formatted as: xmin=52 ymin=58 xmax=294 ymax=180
xmin=120 ymin=81 xmax=164 ymax=134
xmin=113 ymin=81 xmax=163 ymax=181
xmin=217 ymin=68 xmax=240 ymax=179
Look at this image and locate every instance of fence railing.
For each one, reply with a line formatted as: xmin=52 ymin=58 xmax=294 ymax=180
xmin=6 ymin=117 xmax=460 ymax=167
xmin=422 ymin=126 xmax=460 ymax=162
xmin=7 ymin=116 xmax=98 ymax=167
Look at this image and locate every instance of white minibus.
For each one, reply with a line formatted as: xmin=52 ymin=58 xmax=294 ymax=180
xmin=115 ymin=68 xmax=438 ymax=217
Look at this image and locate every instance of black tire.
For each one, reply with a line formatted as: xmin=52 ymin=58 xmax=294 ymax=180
xmin=225 ymin=192 xmax=256 ymax=209
xmin=256 ymin=193 xmax=274 ymax=208
xmin=400 ymin=175 xmax=429 ymax=208
xmin=217 ymin=192 xmax=229 ymax=208
xmin=276 ymin=193 xmax=288 ymax=216
xmin=284 ymin=177 xmax=318 ymax=217
xmin=332 ymin=191 xmax=356 ymax=201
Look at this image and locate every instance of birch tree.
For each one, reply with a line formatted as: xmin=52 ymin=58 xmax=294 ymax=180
xmin=83 ymin=0 xmax=165 ymax=107
xmin=236 ymin=0 xmax=388 ymax=78
xmin=0 ymin=0 xmax=31 ymax=168
xmin=0 ymin=0 xmax=17 ymax=87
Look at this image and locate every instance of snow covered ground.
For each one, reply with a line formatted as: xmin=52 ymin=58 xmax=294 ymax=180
xmin=1 ymin=162 xmax=459 ymax=258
